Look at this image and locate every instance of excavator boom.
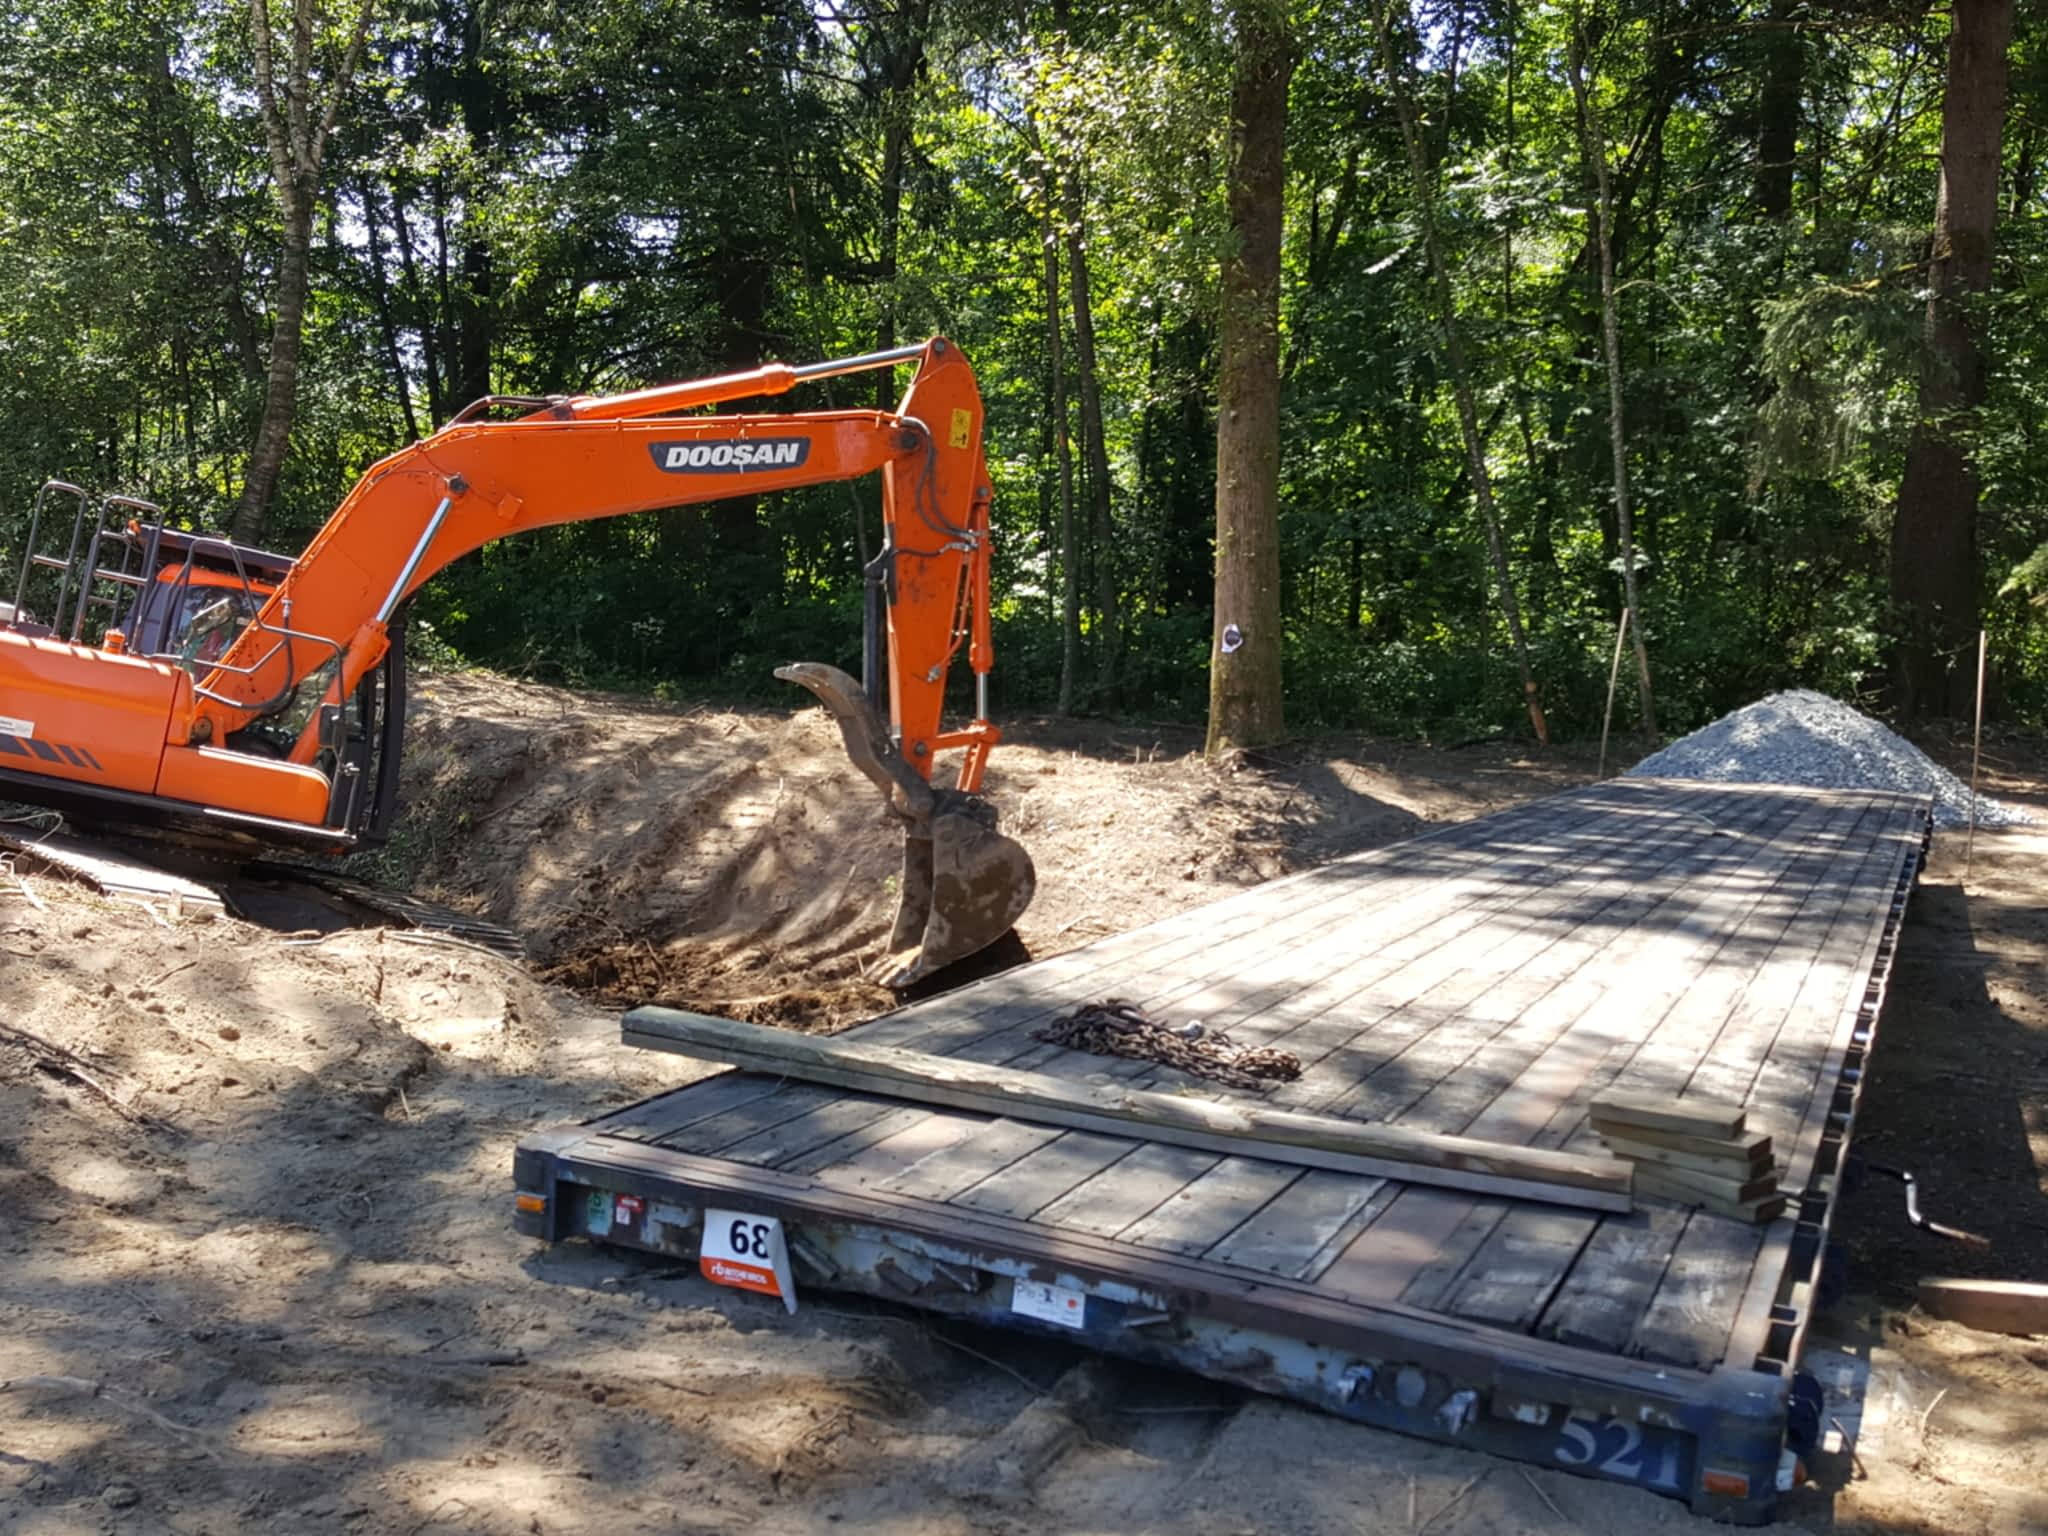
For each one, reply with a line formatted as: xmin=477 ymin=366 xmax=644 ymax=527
xmin=0 ymin=339 xmax=1033 ymax=985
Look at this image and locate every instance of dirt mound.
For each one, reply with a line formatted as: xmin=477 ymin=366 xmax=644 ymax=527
xmin=361 ymin=674 xmax=902 ymax=1027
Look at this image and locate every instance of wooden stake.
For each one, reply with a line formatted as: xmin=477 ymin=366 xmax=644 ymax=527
xmin=1966 ymin=627 xmax=1987 ymax=878
xmin=1598 ymin=606 xmax=1630 ymax=778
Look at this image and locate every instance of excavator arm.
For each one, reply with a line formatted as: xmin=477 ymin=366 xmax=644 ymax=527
xmin=194 ymin=339 xmax=998 ymax=786
xmin=0 ymin=339 xmax=1033 ymax=985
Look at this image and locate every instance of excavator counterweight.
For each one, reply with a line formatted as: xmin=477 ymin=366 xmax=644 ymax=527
xmin=0 ymin=338 xmax=1034 ymax=985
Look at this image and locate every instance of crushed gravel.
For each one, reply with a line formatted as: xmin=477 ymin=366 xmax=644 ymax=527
xmin=1627 ymin=688 xmax=2031 ymax=828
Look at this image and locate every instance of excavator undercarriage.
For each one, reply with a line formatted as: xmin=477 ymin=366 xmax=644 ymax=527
xmin=0 ymin=339 xmax=1034 ymax=985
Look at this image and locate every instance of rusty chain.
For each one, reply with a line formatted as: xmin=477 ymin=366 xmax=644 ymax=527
xmin=1033 ymin=998 xmax=1302 ymax=1092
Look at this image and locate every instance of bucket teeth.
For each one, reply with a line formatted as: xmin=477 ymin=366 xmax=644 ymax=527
xmin=776 ymin=661 xmax=1033 ymax=988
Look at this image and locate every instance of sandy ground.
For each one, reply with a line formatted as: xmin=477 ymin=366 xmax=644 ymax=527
xmin=0 ymin=671 xmax=2043 ymax=1535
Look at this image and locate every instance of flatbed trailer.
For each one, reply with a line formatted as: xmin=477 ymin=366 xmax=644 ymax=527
xmin=514 ymin=777 xmax=1929 ymax=1522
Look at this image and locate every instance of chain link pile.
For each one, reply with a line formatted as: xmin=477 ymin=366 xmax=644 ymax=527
xmin=1033 ymin=998 xmax=1302 ymax=1091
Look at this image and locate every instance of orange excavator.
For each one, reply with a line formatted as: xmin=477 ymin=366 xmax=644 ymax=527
xmin=0 ymin=338 xmax=1034 ymax=986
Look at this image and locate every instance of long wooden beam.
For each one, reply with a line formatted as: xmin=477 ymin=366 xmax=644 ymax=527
xmin=621 ymin=1006 xmax=1634 ymax=1213
xmin=1917 ymin=1278 xmax=2048 ymax=1336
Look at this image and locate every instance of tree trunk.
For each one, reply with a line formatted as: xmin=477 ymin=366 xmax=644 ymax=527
xmin=1061 ymin=167 xmax=1119 ymax=700
xmin=1205 ymin=0 xmax=1291 ymax=756
xmin=385 ymin=181 xmax=445 ymax=425
xmin=1753 ymin=0 xmax=1803 ymax=219
xmin=357 ymin=175 xmax=420 ymax=441
xmin=1376 ymin=0 xmax=1549 ymax=744
xmin=233 ymin=202 xmax=314 ymax=541
xmin=1889 ymin=0 xmax=2013 ymax=720
xmin=1039 ymin=166 xmax=1082 ymax=715
xmin=233 ymin=0 xmax=374 ymax=543
xmin=1568 ymin=17 xmax=1655 ymax=738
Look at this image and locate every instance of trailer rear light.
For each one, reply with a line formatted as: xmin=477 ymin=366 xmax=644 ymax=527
xmin=1699 ymin=1469 xmax=1750 ymax=1498
xmin=515 ymin=1192 xmax=546 ymax=1214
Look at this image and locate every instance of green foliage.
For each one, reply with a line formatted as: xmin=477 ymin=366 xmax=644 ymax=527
xmin=2 ymin=0 xmax=2046 ymax=738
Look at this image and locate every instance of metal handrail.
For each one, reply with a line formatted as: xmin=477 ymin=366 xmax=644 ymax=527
xmin=71 ymin=494 xmax=165 ymax=643
xmin=178 ymin=619 xmax=346 ymax=707
xmin=12 ymin=480 xmax=90 ymax=630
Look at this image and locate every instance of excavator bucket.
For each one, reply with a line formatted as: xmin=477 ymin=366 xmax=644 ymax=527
xmin=776 ymin=662 xmax=1034 ymax=989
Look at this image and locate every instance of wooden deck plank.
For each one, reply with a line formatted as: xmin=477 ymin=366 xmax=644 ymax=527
xmin=876 ymin=1119 xmax=1060 ymax=1202
xmin=934 ymin=793 xmax=1630 ymax=1076
xmin=647 ymin=1082 xmax=848 ymax=1154
xmin=719 ymin=1093 xmax=905 ymax=1167
xmin=1439 ymin=1206 xmax=1599 ymax=1329
xmin=855 ymin=811 xmax=1509 ymax=1055
xmin=968 ymin=820 xmax=1598 ymax=1078
xmin=809 ymin=1111 xmax=987 ymax=1190
xmin=1600 ymin=804 xmax=1890 ymax=1370
xmin=1273 ymin=782 xmax=1762 ymax=1123
xmin=814 ymin=794 xmax=1643 ymax=1179
xmin=1208 ymin=1169 xmax=1398 ymax=1280
xmin=595 ymin=1071 xmax=778 ymax=1143
xmin=1127 ymin=787 xmax=1720 ymax=1062
xmin=1714 ymin=799 xmax=1926 ymax=1181
xmin=1098 ymin=783 xmax=1736 ymax=1101
xmin=1117 ymin=1157 xmax=1304 ymax=1256
xmin=1776 ymin=798 xmax=1924 ymax=1194
xmin=1718 ymin=800 xmax=1927 ymax=1371
xmin=1536 ymin=1205 xmax=1694 ymax=1351
xmin=776 ymin=1103 xmax=934 ymax=1176
xmin=1033 ymin=1143 xmax=1222 ymax=1237
xmin=953 ymin=1130 xmax=1142 ymax=1219
xmin=1628 ymin=1210 xmax=1764 ymax=1368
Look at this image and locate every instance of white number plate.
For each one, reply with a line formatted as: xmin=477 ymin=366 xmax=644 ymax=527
xmin=700 ymin=1208 xmax=797 ymax=1313
xmin=1011 ymin=1278 xmax=1087 ymax=1329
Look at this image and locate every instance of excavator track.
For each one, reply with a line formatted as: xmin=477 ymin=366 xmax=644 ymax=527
xmin=238 ymin=862 xmax=529 ymax=961
xmin=0 ymin=823 xmax=526 ymax=961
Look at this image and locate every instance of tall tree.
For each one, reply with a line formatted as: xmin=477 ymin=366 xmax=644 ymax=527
xmin=1568 ymin=10 xmax=1655 ymax=738
xmin=1063 ymin=168 xmax=1120 ymax=701
xmin=1205 ymin=0 xmax=1291 ymax=755
xmin=1040 ymin=163 xmax=1083 ymax=715
xmin=1889 ymin=0 xmax=2015 ymax=719
xmin=234 ymin=0 xmax=375 ymax=542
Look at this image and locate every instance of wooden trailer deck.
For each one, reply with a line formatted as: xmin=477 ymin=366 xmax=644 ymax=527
xmin=515 ymin=777 xmax=1931 ymax=1522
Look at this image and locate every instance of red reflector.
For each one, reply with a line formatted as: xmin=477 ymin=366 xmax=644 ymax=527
xmin=515 ymin=1193 xmax=546 ymax=1214
xmin=1701 ymin=1469 xmax=1750 ymax=1498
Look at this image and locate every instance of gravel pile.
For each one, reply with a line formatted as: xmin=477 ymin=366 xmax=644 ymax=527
xmin=1627 ymin=688 xmax=2031 ymax=828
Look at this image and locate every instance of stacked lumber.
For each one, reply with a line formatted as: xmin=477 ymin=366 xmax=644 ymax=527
xmin=1590 ymin=1092 xmax=1786 ymax=1222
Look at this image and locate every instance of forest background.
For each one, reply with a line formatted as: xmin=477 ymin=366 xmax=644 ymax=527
xmin=0 ymin=0 xmax=2041 ymax=744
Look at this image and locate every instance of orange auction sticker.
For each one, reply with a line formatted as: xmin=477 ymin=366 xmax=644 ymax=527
xmin=700 ymin=1254 xmax=779 ymax=1296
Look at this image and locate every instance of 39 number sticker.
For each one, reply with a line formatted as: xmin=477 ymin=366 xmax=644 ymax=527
xmin=699 ymin=1207 xmax=798 ymax=1314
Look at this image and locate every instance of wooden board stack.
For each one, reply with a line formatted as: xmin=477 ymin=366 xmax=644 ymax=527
xmin=1590 ymin=1091 xmax=1786 ymax=1222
